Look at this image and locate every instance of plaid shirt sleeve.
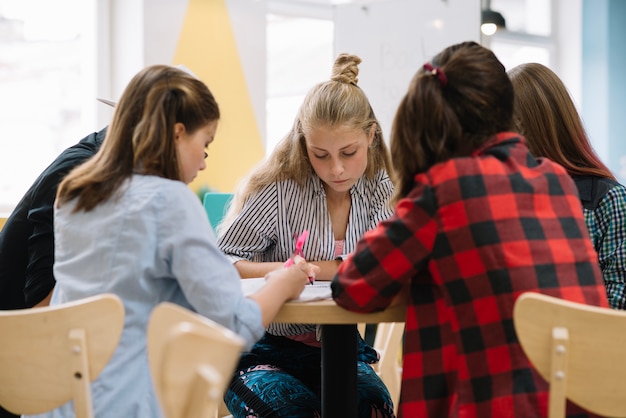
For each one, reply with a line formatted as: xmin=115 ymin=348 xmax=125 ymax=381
xmin=585 ymin=183 xmax=626 ymax=309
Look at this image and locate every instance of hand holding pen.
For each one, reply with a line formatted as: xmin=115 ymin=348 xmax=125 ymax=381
xmin=284 ymin=230 xmax=315 ymax=284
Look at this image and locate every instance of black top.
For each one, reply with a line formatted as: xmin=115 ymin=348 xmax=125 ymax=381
xmin=0 ymin=127 xmax=107 ymax=310
xmin=571 ymin=174 xmax=619 ymax=210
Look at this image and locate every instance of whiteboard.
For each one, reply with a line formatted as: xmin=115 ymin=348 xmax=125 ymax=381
xmin=335 ymin=0 xmax=481 ymax=140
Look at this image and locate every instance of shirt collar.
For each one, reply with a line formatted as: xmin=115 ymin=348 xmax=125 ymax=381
xmin=471 ymin=132 xmax=523 ymax=156
xmin=571 ymin=175 xmax=593 ymax=203
xmin=95 ymin=127 xmax=108 ymax=147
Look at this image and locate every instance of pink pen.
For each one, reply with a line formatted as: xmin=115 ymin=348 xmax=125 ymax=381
xmin=284 ymin=230 xmax=314 ymax=284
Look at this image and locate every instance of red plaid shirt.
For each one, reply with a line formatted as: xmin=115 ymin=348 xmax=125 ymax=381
xmin=332 ymin=133 xmax=609 ymax=417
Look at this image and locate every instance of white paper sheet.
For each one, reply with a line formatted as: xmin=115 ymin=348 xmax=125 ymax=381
xmin=240 ymin=277 xmax=332 ymax=302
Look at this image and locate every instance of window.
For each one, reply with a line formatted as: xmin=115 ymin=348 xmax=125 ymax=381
xmin=492 ymin=0 xmax=551 ymax=36
xmin=265 ymin=8 xmax=334 ymax=156
xmin=0 ymin=0 xmax=85 ymax=215
xmin=484 ymin=0 xmax=553 ymax=71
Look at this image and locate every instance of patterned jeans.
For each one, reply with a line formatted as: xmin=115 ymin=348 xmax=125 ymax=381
xmin=224 ymin=332 xmax=396 ymax=418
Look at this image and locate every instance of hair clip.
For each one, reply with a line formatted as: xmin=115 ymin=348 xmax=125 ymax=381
xmin=423 ymin=63 xmax=448 ymax=87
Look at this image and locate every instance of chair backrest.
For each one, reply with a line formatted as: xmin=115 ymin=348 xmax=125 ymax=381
xmin=0 ymin=293 xmax=125 ymax=418
xmin=513 ymin=292 xmax=626 ymax=418
xmin=202 ymin=192 xmax=234 ymax=232
xmin=371 ymin=322 xmax=404 ymax=415
xmin=147 ymin=302 xmax=245 ymax=418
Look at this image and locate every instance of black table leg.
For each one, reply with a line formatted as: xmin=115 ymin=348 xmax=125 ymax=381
xmin=321 ymin=324 xmax=357 ymax=418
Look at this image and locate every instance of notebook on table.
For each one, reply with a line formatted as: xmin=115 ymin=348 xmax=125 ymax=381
xmin=240 ymin=278 xmax=332 ymax=302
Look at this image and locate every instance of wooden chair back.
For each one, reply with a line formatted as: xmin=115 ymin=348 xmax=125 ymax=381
xmin=147 ymin=302 xmax=245 ymax=418
xmin=371 ymin=322 xmax=404 ymax=414
xmin=0 ymin=293 xmax=124 ymax=418
xmin=514 ymin=292 xmax=626 ymax=417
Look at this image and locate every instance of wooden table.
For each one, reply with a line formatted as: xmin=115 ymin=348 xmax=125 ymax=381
xmin=271 ymin=298 xmax=405 ymax=418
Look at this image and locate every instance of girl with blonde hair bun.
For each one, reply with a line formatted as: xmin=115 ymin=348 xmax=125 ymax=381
xmin=219 ymin=53 xmax=396 ymax=417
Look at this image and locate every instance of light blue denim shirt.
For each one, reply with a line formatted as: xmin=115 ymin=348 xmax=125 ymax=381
xmin=27 ymin=174 xmax=263 ymax=418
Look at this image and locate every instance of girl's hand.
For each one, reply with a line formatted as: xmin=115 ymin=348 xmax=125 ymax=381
xmin=264 ymin=265 xmax=309 ymax=300
xmin=291 ymin=255 xmax=320 ymax=284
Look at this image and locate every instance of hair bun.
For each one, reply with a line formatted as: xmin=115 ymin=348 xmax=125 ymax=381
xmin=330 ymin=53 xmax=361 ymax=86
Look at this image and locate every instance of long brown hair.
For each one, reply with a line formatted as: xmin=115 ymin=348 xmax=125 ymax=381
xmin=390 ymin=41 xmax=514 ymax=201
xmin=508 ymin=62 xmax=614 ymax=180
xmin=56 ymin=64 xmax=220 ymax=212
xmin=221 ymin=53 xmax=392 ymax=229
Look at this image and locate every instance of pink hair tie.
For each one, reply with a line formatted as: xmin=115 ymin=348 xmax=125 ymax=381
xmin=423 ymin=63 xmax=448 ymax=87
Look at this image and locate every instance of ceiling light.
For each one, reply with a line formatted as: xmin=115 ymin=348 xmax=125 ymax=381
xmin=481 ymin=9 xmax=506 ymax=36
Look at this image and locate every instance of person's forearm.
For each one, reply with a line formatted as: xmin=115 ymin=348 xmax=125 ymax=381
xmin=235 ymin=259 xmax=340 ymax=280
xmin=310 ymin=259 xmax=343 ymax=281
xmin=234 ymin=260 xmax=284 ymax=278
xmin=247 ymin=264 xmax=313 ymax=327
xmin=247 ymin=281 xmax=292 ymax=327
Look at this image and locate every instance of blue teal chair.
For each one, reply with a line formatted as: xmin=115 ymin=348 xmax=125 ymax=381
xmin=202 ymin=192 xmax=233 ymax=233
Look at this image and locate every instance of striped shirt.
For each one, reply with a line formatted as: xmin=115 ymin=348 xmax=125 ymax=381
xmin=218 ymin=169 xmax=394 ymax=336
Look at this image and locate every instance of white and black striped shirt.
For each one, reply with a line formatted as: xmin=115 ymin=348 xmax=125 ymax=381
xmin=218 ymin=169 xmax=394 ymax=336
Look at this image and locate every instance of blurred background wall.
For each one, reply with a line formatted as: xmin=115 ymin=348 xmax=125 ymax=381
xmin=1 ymin=0 xmax=624 ymax=218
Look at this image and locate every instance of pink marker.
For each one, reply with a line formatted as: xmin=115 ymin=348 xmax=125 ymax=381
xmin=284 ymin=230 xmax=313 ymax=284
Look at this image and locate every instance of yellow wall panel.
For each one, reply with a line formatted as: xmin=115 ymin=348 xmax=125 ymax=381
xmin=174 ymin=0 xmax=264 ymax=194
